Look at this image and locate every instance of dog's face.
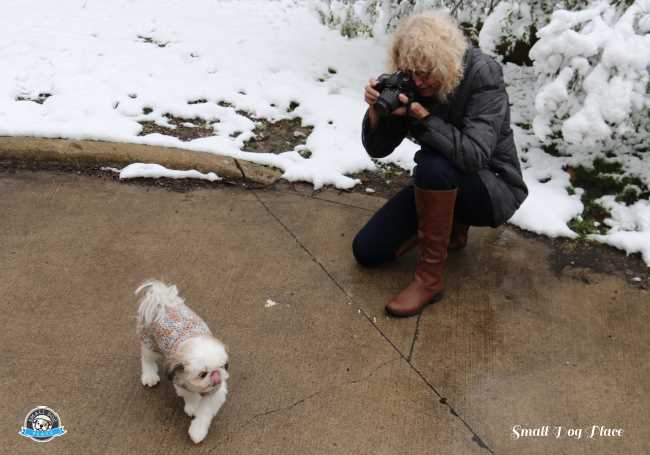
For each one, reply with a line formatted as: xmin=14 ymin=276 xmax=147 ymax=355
xmin=33 ymin=416 xmax=52 ymax=432
xmin=167 ymin=336 xmax=229 ymax=395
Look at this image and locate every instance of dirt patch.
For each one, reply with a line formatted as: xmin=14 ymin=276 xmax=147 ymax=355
xmin=243 ymin=117 xmax=313 ymax=154
xmin=139 ymin=114 xmax=217 ymax=142
xmin=350 ymin=161 xmax=411 ymax=199
xmin=514 ymin=226 xmax=650 ymax=289
xmin=238 ymin=110 xmax=410 ymax=198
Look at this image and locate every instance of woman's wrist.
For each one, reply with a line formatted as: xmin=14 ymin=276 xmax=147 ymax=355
xmin=367 ymin=106 xmax=380 ymax=129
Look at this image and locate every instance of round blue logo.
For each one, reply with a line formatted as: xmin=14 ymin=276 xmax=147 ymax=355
xmin=19 ymin=406 xmax=66 ymax=443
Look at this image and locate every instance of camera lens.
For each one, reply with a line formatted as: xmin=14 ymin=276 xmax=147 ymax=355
xmin=374 ymin=98 xmax=391 ymax=116
xmin=375 ymin=89 xmax=400 ymax=117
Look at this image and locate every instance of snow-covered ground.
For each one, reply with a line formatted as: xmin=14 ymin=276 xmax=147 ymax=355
xmin=1 ymin=0 xmax=648 ymax=264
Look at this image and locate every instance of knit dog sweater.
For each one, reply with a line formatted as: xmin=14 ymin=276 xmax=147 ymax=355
xmin=139 ymin=302 xmax=211 ymax=357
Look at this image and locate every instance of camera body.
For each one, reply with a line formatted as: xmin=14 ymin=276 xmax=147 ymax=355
xmin=374 ymin=71 xmax=417 ymax=116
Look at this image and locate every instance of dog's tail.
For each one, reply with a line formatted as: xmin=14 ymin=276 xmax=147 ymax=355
xmin=135 ymin=280 xmax=183 ymax=327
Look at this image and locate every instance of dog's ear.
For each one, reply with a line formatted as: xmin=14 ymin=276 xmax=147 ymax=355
xmin=166 ymin=362 xmax=184 ymax=381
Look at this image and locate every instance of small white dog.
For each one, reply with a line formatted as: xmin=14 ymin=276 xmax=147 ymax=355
xmin=135 ymin=280 xmax=229 ymax=443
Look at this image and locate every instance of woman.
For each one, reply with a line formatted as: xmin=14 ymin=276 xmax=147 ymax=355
xmin=353 ymin=11 xmax=528 ymax=318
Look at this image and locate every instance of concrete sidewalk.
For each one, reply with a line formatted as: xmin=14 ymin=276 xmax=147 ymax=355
xmin=1 ymin=169 xmax=648 ymax=455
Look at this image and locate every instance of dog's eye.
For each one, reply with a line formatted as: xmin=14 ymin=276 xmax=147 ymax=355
xmin=224 ymin=362 xmax=229 ymax=371
xmin=199 ymin=371 xmax=207 ymax=379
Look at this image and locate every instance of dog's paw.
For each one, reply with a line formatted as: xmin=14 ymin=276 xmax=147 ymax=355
xmin=188 ymin=420 xmax=209 ymax=444
xmin=141 ymin=371 xmax=160 ymax=387
xmin=184 ymin=402 xmax=198 ymax=417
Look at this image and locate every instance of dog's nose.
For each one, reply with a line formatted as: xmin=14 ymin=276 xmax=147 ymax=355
xmin=210 ymin=370 xmax=221 ymax=386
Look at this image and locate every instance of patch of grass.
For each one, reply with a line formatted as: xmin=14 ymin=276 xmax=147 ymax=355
xmin=568 ymin=200 xmax=609 ymax=236
xmin=592 ymin=157 xmax=622 ymax=174
xmin=540 ymin=131 xmax=566 ymax=157
xmin=541 ymin=142 xmax=564 ymax=157
xmin=616 ymin=185 xmax=650 ymax=205
xmin=566 ymin=155 xmax=650 ymax=236
xmin=567 ymin=157 xmax=647 ymax=203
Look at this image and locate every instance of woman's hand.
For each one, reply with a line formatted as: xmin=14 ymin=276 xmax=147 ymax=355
xmin=364 ymin=79 xmax=381 ymax=106
xmin=364 ymin=79 xmax=381 ymax=128
xmin=395 ymin=94 xmax=430 ymax=120
xmin=365 ymin=80 xmax=430 ymax=127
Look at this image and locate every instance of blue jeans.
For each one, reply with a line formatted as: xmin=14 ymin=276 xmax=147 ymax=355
xmin=352 ymin=152 xmax=494 ymax=267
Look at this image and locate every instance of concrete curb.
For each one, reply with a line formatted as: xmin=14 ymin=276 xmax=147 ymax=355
xmin=0 ymin=136 xmax=282 ymax=186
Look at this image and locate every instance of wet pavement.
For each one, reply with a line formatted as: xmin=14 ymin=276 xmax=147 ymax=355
xmin=1 ymin=168 xmax=648 ymax=454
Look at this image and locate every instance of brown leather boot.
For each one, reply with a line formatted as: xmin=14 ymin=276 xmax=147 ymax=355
xmin=386 ymin=187 xmax=457 ymax=318
xmin=400 ymin=221 xmax=468 ymax=255
xmin=448 ymin=221 xmax=469 ymax=251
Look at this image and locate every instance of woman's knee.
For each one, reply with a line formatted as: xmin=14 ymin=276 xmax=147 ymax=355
xmin=414 ymin=152 xmax=461 ymax=190
xmin=352 ymin=231 xmax=385 ymax=267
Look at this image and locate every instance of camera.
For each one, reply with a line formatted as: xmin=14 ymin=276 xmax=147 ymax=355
xmin=374 ymin=71 xmax=417 ymax=117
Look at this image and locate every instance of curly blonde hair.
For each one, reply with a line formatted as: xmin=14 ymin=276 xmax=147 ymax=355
xmin=389 ymin=10 xmax=468 ymax=102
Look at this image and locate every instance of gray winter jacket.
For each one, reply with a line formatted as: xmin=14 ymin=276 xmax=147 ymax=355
xmin=362 ymin=46 xmax=528 ymax=227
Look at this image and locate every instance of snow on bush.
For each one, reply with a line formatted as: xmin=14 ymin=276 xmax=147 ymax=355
xmin=530 ymin=0 xmax=650 ymax=154
xmin=478 ymin=1 xmax=537 ymax=58
xmin=314 ymin=0 xmax=491 ymax=39
xmin=315 ymin=0 xmax=583 ymax=59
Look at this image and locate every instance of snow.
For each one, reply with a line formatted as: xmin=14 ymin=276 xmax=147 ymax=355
xmin=0 ymin=0 xmax=648 ymax=265
xmin=117 ymin=163 xmax=221 ymax=182
xmin=1 ymin=0 xmax=387 ymax=190
xmin=265 ymin=299 xmax=279 ymax=308
xmin=509 ymin=174 xmax=583 ymax=239
xmin=591 ymin=196 xmax=650 ymax=264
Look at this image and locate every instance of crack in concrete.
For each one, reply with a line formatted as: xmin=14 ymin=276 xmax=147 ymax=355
xmin=240 ymin=358 xmax=400 ymax=429
xmin=267 ymin=186 xmax=376 ymax=213
xmin=253 ymin=191 xmax=355 ymax=304
xmin=252 ymin=191 xmax=495 ymax=454
xmin=407 ymin=313 xmax=422 ymax=362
